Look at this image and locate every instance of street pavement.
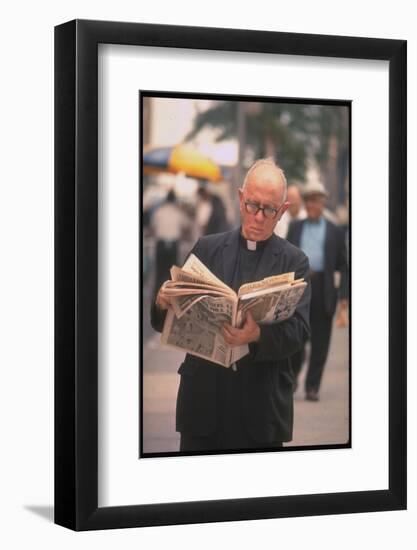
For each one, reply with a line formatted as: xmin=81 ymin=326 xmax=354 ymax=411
xmin=142 ymin=318 xmax=350 ymax=454
xmin=287 ymin=323 xmax=350 ymax=447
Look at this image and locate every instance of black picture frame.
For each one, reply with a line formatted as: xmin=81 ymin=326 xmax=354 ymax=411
xmin=55 ymin=19 xmax=407 ymax=531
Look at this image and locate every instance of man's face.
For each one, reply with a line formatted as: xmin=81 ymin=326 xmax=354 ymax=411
xmin=239 ymin=167 xmax=286 ymax=241
xmin=304 ymin=194 xmax=325 ymax=220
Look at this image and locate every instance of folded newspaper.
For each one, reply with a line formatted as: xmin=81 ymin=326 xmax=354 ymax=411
xmin=160 ymin=254 xmax=307 ymax=368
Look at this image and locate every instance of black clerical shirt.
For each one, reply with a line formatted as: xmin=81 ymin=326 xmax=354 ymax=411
xmin=231 ymin=232 xmax=270 ymax=292
xmin=214 ymin=232 xmax=282 ymax=450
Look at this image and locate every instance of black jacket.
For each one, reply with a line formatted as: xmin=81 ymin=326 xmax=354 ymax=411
xmin=151 ymin=228 xmax=311 ymax=443
xmin=287 ymin=218 xmax=348 ymax=317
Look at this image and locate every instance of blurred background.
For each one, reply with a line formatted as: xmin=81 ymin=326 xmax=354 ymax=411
xmin=141 ymin=95 xmax=350 ymax=454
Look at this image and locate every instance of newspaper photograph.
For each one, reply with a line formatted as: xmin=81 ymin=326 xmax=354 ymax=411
xmin=239 ymin=283 xmax=307 ymax=324
xmin=169 ymin=292 xmax=234 ymax=318
xmin=170 ymin=294 xmax=206 ymax=318
xmin=161 ymin=296 xmax=237 ymax=367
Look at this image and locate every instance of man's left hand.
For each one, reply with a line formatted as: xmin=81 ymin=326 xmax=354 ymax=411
xmin=222 ymin=311 xmax=261 ymax=347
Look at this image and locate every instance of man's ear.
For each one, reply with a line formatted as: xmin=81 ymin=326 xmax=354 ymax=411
xmin=277 ymin=201 xmax=290 ymax=220
xmin=238 ymin=188 xmax=245 ymax=205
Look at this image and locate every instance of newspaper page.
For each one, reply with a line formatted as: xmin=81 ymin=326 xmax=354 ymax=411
xmin=164 ymin=279 xmax=227 ymax=293
xmin=182 ymin=254 xmax=231 ymax=291
xmin=170 ymin=294 xmax=206 ymax=319
xmin=170 ymin=292 xmax=232 ymax=319
xmin=162 ymin=278 xmax=236 ymax=318
xmin=238 ymin=282 xmax=307 ymax=324
xmin=170 ymin=265 xmax=211 ymax=286
xmin=169 ymin=266 xmax=234 ymax=296
xmin=161 ymin=295 xmax=238 ymax=367
xmin=237 ymin=272 xmax=295 ymax=297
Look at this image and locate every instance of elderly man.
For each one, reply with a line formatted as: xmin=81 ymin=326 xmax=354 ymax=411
xmin=287 ymin=181 xmax=348 ymax=401
xmin=151 ymin=158 xmax=311 ymax=452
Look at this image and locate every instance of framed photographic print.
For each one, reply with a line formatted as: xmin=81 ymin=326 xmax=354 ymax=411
xmin=55 ymin=19 xmax=406 ymax=530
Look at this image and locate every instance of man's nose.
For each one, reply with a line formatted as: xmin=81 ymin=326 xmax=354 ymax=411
xmin=254 ymin=209 xmax=265 ymax=222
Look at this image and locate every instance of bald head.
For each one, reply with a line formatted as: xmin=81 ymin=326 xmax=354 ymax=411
xmin=242 ymin=158 xmax=287 ymax=202
xmin=239 ymin=158 xmax=289 ymax=241
xmin=286 ymin=185 xmax=303 ymax=218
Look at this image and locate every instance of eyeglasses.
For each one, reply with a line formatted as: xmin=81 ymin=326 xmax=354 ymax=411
xmin=244 ymin=200 xmax=280 ymax=219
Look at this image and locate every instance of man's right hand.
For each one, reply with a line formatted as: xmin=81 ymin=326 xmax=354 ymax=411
xmin=155 ymin=284 xmax=172 ymax=310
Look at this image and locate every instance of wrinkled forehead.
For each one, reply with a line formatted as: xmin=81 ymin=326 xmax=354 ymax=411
xmin=243 ymin=168 xmax=285 ymax=204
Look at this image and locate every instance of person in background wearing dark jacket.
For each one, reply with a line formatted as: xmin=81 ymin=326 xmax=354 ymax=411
xmin=195 ymin=185 xmax=230 ymax=237
xmin=151 ymin=158 xmax=311 ymax=453
xmin=287 ymin=181 xmax=348 ymax=402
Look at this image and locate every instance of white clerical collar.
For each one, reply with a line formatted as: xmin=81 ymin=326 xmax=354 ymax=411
xmin=239 ymin=230 xmax=270 ymax=251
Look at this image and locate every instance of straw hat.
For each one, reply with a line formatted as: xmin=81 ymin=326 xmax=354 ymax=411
xmin=302 ymin=180 xmax=328 ymax=198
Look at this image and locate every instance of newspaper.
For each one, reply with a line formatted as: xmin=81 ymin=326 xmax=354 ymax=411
xmin=238 ymin=284 xmax=307 ymax=325
xmin=162 ymin=296 xmax=237 ymax=367
xmin=160 ymin=254 xmax=307 ymax=368
xmin=237 ymin=272 xmax=295 ymax=296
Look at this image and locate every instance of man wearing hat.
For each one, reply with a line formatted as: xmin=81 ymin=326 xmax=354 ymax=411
xmin=287 ymin=180 xmax=348 ymax=401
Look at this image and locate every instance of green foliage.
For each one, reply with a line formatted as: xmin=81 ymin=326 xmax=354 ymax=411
xmin=313 ymin=105 xmax=350 ymax=167
xmin=186 ymin=101 xmax=349 ymax=185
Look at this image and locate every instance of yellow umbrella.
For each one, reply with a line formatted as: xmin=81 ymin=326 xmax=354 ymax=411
xmin=143 ymin=144 xmax=222 ymax=182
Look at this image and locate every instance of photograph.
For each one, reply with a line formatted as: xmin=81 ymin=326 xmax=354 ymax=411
xmin=141 ymin=92 xmax=351 ymax=457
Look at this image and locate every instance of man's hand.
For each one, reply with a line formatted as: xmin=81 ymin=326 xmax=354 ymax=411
xmin=336 ymin=299 xmax=349 ymax=328
xmin=339 ymin=298 xmax=348 ymax=310
xmin=222 ymin=311 xmax=260 ymax=347
xmin=155 ymin=283 xmax=172 ymax=310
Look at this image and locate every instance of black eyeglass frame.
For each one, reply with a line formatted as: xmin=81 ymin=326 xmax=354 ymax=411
xmin=244 ymin=200 xmax=282 ymax=219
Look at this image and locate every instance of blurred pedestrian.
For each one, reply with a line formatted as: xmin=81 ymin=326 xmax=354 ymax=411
xmin=274 ymin=184 xmax=306 ymax=238
xmin=195 ymin=185 xmax=230 ymax=237
xmin=151 ymin=189 xmax=188 ymax=296
xmin=287 ymin=181 xmax=348 ymax=401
